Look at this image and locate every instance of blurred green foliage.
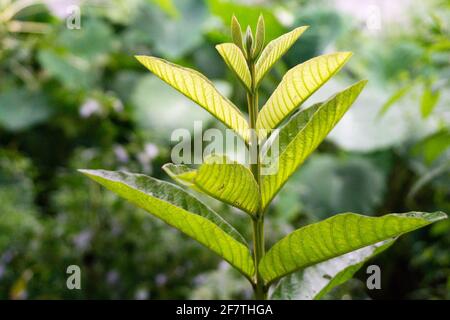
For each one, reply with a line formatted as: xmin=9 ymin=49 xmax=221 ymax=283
xmin=0 ymin=0 xmax=448 ymax=299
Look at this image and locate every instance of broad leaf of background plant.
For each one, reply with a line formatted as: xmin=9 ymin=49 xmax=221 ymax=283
xmin=260 ymin=80 xmax=367 ymax=209
xmin=216 ymin=43 xmax=252 ymax=90
xmin=0 ymin=88 xmax=52 ymax=132
xmin=79 ymin=169 xmax=255 ymax=279
xmin=135 ymin=56 xmax=250 ymax=142
xmin=255 ymin=26 xmax=309 ymax=86
xmin=256 ymin=52 xmax=352 ymax=137
xmin=271 ymin=240 xmax=394 ymax=300
xmin=259 ymin=211 xmax=447 ymax=284
xmin=163 ymin=155 xmax=260 ymax=215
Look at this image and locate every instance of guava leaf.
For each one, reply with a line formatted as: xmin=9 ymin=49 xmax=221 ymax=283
xmin=271 ymin=240 xmax=394 ymax=300
xmin=255 ymin=26 xmax=308 ymax=86
xmin=216 ymin=43 xmax=252 ymax=90
xmin=135 ymin=55 xmax=250 ymax=142
xmin=163 ymin=155 xmax=260 ymax=215
xmin=256 ymin=52 xmax=352 ymax=137
xmin=260 ymin=81 xmax=367 ymax=209
xmin=259 ymin=211 xmax=447 ymax=284
xmin=79 ymin=169 xmax=255 ymax=279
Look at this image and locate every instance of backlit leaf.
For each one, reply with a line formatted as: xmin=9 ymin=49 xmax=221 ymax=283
xmin=271 ymin=240 xmax=394 ymax=300
xmin=216 ymin=43 xmax=252 ymax=90
xmin=79 ymin=169 xmax=255 ymax=279
xmin=135 ymin=55 xmax=250 ymax=142
xmin=253 ymin=14 xmax=265 ymax=58
xmin=257 ymin=52 xmax=352 ymax=137
xmin=259 ymin=211 xmax=447 ymax=284
xmin=255 ymin=26 xmax=309 ymax=86
xmin=260 ymin=80 xmax=367 ymax=209
xmin=163 ymin=155 xmax=260 ymax=215
xmin=231 ymin=15 xmax=245 ymax=53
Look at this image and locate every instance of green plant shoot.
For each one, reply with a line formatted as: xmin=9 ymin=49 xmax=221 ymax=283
xmin=80 ymin=15 xmax=447 ymax=300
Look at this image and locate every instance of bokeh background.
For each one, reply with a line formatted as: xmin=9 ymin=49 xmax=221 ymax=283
xmin=0 ymin=0 xmax=449 ymax=299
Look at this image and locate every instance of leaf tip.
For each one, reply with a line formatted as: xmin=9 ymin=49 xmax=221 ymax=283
xmin=359 ymin=79 xmax=369 ymax=87
xmin=134 ymin=55 xmax=147 ymax=65
xmin=423 ymin=211 xmax=448 ymax=222
xmin=297 ymin=25 xmax=310 ymax=32
xmin=78 ymin=169 xmax=99 ymax=179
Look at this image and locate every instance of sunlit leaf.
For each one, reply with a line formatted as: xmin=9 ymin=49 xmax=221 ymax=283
xmin=255 ymin=26 xmax=308 ymax=86
xmin=231 ymin=15 xmax=245 ymax=53
xmin=260 ymin=81 xmax=367 ymax=209
xmin=79 ymin=169 xmax=255 ymax=279
xmin=216 ymin=43 xmax=252 ymax=90
xmin=259 ymin=211 xmax=447 ymax=284
xmin=207 ymin=0 xmax=285 ymax=43
xmin=135 ymin=55 xmax=250 ymax=142
xmin=163 ymin=155 xmax=260 ymax=215
xmin=272 ymin=240 xmax=394 ymax=300
xmin=257 ymin=52 xmax=352 ymax=137
xmin=253 ymin=14 xmax=265 ymax=58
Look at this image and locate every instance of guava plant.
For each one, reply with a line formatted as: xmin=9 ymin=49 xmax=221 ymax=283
xmin=80 ymin=15 xmax=447 ymax=300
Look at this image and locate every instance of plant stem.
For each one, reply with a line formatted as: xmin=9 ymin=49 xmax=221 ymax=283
xmin=247 ymin=59 xmax=267 ymax=300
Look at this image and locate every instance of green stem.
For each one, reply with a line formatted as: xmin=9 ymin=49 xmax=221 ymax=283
xmin=247 ymin=59 xmax=267 ymax=300
xmin=252 ymin=216 xmax=266 ymax=299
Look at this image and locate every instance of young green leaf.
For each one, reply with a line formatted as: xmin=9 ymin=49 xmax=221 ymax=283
xmin=245 ymin=26 xmax=254 ymax=57
xmin=260 ymin=80 xmax=367 ymax=209
xmin=256 ymin=52 xmax=353 ymax=137
xmin=162 ymin=163 xmax=197 ymax=188
xmin=255 ymin=26 xmax=309 ymax=86
xmin=259 ymin=211 xmax=447 ymax=284
xmin=216 ymin=43 xmax=252 ymax=91
xmin=163 ymin=155 xmax=260 ymax=215
xmin=79 ymin=169 xmax=255 ymax=279
xmin=253 ymin=14 xmax=265 ymax=58
xmin=271 ymin=240 xmax=395 ymax=300
xmin=135 ymin=55 xmax=250 ymax=143
xmin=231 ymin=15 xmax=245 ymax=54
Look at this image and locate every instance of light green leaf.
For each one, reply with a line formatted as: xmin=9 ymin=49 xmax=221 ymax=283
xmin=152 ymin=0 xmax=180 ymax=18
xmin=253 ymin=14 xmax=265 ymax=58
xmin=377 ymin=84 xmax=411 ymax=117
xmin=216 ymin=43 xmax=252 ymax=90
xmin=259 ymin=211 xmax=447 ymax=284
xmin=208 ymin=0 xmax=285 ymax=44
xmin=271 ymin=240 xmax=394 ymax=300
xmin=231 ymin=15 xmax=245 ymax=53
xmin=420 ymin=86 xmax=440 ymax=119
xmin=163 ymin=155 xmax=260 ymax=215
xmin=79 ymin=169 xmax=254 ymax=279
xmin=257 ymin=52 xmax=353 ymax=137
xmin=255 ymin=26 xmax=309 ymax=86
xmin=260 ymin=81 xmax=367 ymax=209
xmin=162 ymin=163 xmax=197 ymax=188
xmin=135 ymin=55 xmax=250 ymax=142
